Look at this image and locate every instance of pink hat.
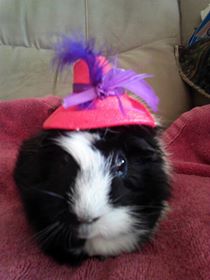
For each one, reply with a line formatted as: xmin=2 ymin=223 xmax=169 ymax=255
xmin=43 ymin=38 xmax=158 ymax=130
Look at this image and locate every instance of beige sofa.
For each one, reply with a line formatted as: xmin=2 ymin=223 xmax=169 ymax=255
xmin=0 ymin=0 xmax=207 ymax=126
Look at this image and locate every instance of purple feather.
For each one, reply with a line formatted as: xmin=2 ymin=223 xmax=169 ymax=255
xmin=54 ymin=36 xmax=105 ymax=85
xmin=64 ymin=67 xmax=159 ymax=112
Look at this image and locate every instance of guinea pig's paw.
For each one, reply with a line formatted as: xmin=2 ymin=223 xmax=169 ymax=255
xmin=84 ymin=232 xmax=139 ymax=258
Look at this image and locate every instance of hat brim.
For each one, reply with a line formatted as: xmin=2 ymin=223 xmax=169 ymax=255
xmin=43 ymin=94 xmax=156 ymax=130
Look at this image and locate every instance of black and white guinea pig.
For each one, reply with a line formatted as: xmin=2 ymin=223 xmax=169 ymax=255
xmin=14 ymin=124 xmax=171 ymax=265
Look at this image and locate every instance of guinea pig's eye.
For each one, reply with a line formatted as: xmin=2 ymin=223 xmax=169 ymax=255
xmin=112 ymin=152 xmax=127 ymax=177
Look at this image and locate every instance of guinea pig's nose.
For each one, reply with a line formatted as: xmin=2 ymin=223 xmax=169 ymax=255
xmin=78 ymin=216 xmax=100 ymax=224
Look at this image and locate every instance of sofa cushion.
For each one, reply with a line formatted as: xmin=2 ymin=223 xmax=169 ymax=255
xmin=0 ymin=0 xmax=180 ymax=50
xmin=120 ymin=39 xmax=191 ymax=126
xmin=86 ymin=0 xmax=180 ymax=51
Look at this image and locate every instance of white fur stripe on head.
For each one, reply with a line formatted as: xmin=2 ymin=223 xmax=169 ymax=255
xmin=56 ymin=132 xmax=112 ymax=221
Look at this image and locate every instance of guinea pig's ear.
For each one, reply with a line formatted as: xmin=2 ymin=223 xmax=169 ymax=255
xmin=14 ymin=131 xmax=66 ymax=219
xmin=14 ymin=132 xmax=48 ymax=189
xmin=132 ymin=137 xmax=156 ymax=153
xmin=129 ymin=137 xmax=159 ymax=162
xmin=126 ymin=126 xmax=162 ymax=160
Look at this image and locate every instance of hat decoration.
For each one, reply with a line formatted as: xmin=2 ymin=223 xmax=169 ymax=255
xmin=43 ymin=37 xmax=159 ymax=130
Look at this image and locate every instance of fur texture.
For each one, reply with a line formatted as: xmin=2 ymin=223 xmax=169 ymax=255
xmin=14 ymin=126 xmax=171 ymax=265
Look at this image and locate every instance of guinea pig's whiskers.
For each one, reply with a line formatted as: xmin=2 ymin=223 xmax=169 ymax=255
xmin=38 ymin=223 xmax=64 ymax=248
xmin=66 ymin=190 xmax=75 ymax=206
xmin=109 ymin=189 xmax=126 ymax=204
xmin=132 ymin=221 xmax=148 ymax=233
xmin=22 ymin=184 xmax=66 ymax=201
xmin=53 ymin=208 xmax=67 ymax=220
xmin=19 ymin=182 xmax=66 ymax=201
xmin=28 ymin=221 xmax=60 ymax=245
xmin=38 ymin=189 xmax=66 ymax=201
xmin=135 ymin=205 xmax=167 ymax=210
xmin=63 ymin=226 xmax=72 ymax=247
xmin=130 ymin=207 xmax=166 ymax=219
xmin=24 ymin=209 xmax=67 ymax=246
xmin=110 ymin=194 xmax=126 ymax=204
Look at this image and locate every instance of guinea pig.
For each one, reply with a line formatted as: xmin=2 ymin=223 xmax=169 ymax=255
xmin=14 ymin=124 xmax=171 ymax=265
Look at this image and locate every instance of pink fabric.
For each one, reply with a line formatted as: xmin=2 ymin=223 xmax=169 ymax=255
xmin=43 ymin=95 xmax=156 ymax=131
xmin=0 ymin=97 xmax=209 ymax=279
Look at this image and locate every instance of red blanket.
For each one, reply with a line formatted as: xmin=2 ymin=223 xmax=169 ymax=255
xmin=0 ymin=97 xmax=209 ymax=280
